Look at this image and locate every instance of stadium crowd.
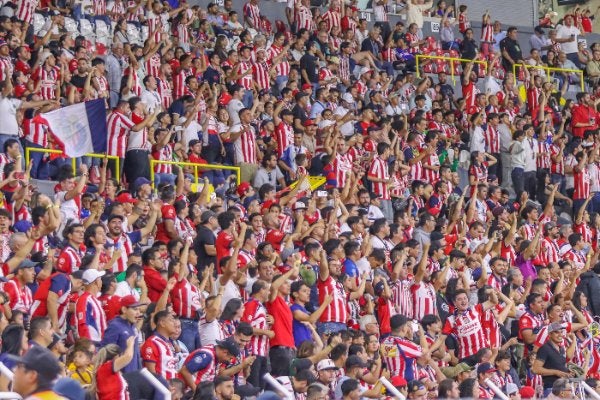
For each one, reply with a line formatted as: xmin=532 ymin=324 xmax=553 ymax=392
xmin=0 ymin=0 xmax=599 ymax=398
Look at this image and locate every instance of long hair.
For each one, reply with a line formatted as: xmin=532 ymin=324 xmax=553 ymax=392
xmin=1 ymin=324 xmax=25 ymax=356
xmin=220 ymin=298 xmax=243 ymax=321
xmin=88 ymin=344 xmax=121 ymax=395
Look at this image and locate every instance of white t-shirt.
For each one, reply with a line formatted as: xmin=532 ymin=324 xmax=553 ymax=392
xmin=114 ymin=281 xmax=140 ymax=300
xmin=214 ymin=277 xmax=241 ymax=311
xmin=556 ymin=24 xmax=580 ymax=54
xmin=227 ymin=99 xmax=245 ymax=125
xmin=0 ymin=97 xmax=21 ymax=136
xmin=140 ymin=89 xmax=161 ymax=113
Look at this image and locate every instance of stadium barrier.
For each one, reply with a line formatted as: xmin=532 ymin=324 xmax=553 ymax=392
xmin=24 ymin=149 xmax=121 ymax=183
xmin=149 ymin=160 xmax=241 ymax=189
xmin=512 ymin=63 xmax=585 ymax=92
xmin=416 ymin=54 xmax=488 ymax=85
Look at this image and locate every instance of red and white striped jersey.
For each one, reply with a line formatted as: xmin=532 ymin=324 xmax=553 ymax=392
xmin=126 ymin=0 xmax=144 ymax=22
xmin=184 ymin=346 xmax=219 ymax=385
xmin=145 ymin=55 xmax=161 ymax=78
xmin=124 ymin=66 xmax=141 ymax=97
xmin=274 ymin=121 xmax=294 ymax=158
xmin=232 ymin=124 xmax=257 ymax=164
xmin=237 ymin=61 xmax=254 ymax=90
xmin=339 ymin=56 xmax=351 ymax=82
xmin=487 ymin=273 xmax=507 ymax=291
xmin=341 ymin=16 xmax=358 ymax=34
xmin=480 ymin=304 xmax=503 ymax=349
xmin=294 ymin=3 xmax=313 ymax=31
xmin=373 ymin=2 xmax=388 ymax=22
xmin=157 ymin=77 xmax=173 ymax=109
xmin=574 ymin=222 xmax=593 ymax=243
xmin=23 ymin=115 xmax=50 ymax=147
xmin=334 ymin=152 xmax=352 ymax=188
xmin=368 ymin=156 xmax=391 ymax=200
xmin=484 ymin=125 xmax=500 ymax=153
xmin=15 ymin=0 xmax=36 ymax=24
xmin=108 ymin=234 xmax=134 ymax=273
xmin=171 ymin=278 xmax=202 ymax=320
xmin=573 ymin=168 xmax=591 ymax=200
xmin=0 ymin=57 xmax=13 ymax=82
xmin=318 ymin=275 xmax=348 ymax=324
xmin=550 ymin=144 xmax=564 ymax=174
xmin=173 ymin=69 xmax=193 ymax=99
xmin=93 ymin=0 xmax=106 ymax=17
xmin=481 ymin=23 xmax=494 ymax=42
xmin=421 ymin=153 xmax=440 ymax=183
xmin=177 ymin=24 xmax=190 ymax=45
xmin=4 ymin=278 xmax=32 ymax=314
xmin=141 ymin=334 xmax=179 ymax=380
xmin=243 ymin=2 xmax=261 ymax=30
xmin=152 ymin=143 xmax=174 ymax=174
xmin=458 ymin=12 xmax=470 ymax=33
xmin=267 ymin=45 xmax=290 ymax=77
xmin=405 ymin=32 xmax=421 ymax=54
xmin=391 ymin=279 xmax=413 ymax=319
xmin=32 ymin=66 xmax=60 ymax=100
xmin=411 ymin=281 xmax=437 ymax=321
xmin=380 ymin=335 xmax=423 ymax=380
xmin=252 ymin=61 xmax=270 ymax=91
xmin=75 ymin=291 xmax=107 ymax=342
xmin=31 ymin=272 xmax=71 ymax=329
xmin=462 ymin=81 xmax=477 ymax=109
xmin=57 ymin=245 xmax=83 ymax=274
xmin=241 ymin=298 xmax=269 ymax=356
xmin=321 ymin=9 xmax=341 ymax=32
xmin=565 ymin=249 xmax=586 ymax=270
xmin=537 ymin=141 xmax=551 ymax=170
xmin=442 ymin=304 xmax=488 ymax=360
xmin=107 ymin=110 xmax=135 ymax=158
xmin=534 ymin=322 xmax=570 ymax=348
xmin=540 ymin=237 xmax=560 ymax=265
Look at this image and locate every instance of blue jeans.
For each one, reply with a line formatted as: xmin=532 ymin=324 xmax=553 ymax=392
xmin=179 ymin=319 xmax=200 ymax=351
xmin=317 ymin=321 xmax=347 ymax=336
xmin=242 ymin=89 xmax=254 ymax=108
xmin=512 ymin=167 xmax=525 ymax=199
xmin=23 ymin=139 xmax=48 ymax=179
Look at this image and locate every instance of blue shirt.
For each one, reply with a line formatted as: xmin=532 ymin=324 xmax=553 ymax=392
xmin=101 ymin=316 xmax=141 ymax=373
xmin=290 ymin=303 xmax=312 ymax=347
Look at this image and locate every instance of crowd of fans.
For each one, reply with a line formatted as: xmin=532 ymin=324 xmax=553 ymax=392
xmin=0 ymin=0 xmax=599 ymax=399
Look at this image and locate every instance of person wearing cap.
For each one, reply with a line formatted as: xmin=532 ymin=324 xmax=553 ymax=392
xmin=11 ymin=346 xmax=66 ymax=400
xmin=4 ymin=258 xmax=35 ymax=314
xmin=406 ymin=379 xmax=428 ymax=400
xmin=133 ymin=177 xmax=152 ymax=200
xmin=532 ymin=322 xmax=572 ymax=394
xmin=315 ymin=358 xmax=339 ymax=390
xmin=74 ymin=269 xmax=107 ymax=344
xmin=476 ymin=362 xmax=498 ymax=399
xmin=101 ymin=294 xmax=146 ymax=373
xmin=179 ymin=336 xmax=240 ymax=391
xmin=334 ymin=355 xmax=384 ymax=400
xmin=56 ymin=223 xmax=86 ymax=275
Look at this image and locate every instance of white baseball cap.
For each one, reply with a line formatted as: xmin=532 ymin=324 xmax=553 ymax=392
xmin=82 ymin=269 xmax=106 ymax=285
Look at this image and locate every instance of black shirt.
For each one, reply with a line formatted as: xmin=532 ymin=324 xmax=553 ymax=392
xmin=460 ymin=39 xmax=478 ymax=60
xmin=536 ymin=341 xmax=569 ymax=389
xmin=193 ymin=224 xmax=216 ymax=270
xmin=500 ymin=37 xmax=523 ymax=70
xmin=299 ymin=53 xmax=318 ymax=84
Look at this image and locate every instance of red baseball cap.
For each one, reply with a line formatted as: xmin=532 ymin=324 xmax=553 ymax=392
xmin=237 ymin=182 xmax=252 ymax=197
xmin=120 ymin=295 xmax=144 ymax=308
xmin=116 ymin=192 xmax=137 ymax=204
xmin=301 ymin=83 xmax=312 ymax=90
xmin=391 ymin=376 xmax=407 ymax=387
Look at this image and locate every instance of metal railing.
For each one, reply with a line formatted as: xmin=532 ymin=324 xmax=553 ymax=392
xmin=512 ymin=63 xmax=585 ymax=91
xmin=149 ymin=160 xmax=241 ymax=189
xmin=416 ymin=54 xmax=488 ymax=84
xmin=25 ymin=148 xmax=121 ymax=183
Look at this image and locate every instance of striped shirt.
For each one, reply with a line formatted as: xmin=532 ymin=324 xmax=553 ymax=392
xmin=442 ymin=304 xmax=488 ymax=360
xmin=242 ymin=298 xmax=269 ymax=356
xmin=4 ymin=278 xmax=32 ymax=314
xmin=75 ymin=291 xmax=107 ymax=342
xmin=232 ymin=124 xmax=257 ymax=164
xmin=381 ymin=335 xmax=423 ymax=381
xmin=368 ymin=156 xmax=391 ymax=200
xmin=141 ymin=334 xmax=179 ymax=380
xmin=107 ymin=110 xmax=135 ymax=158
xmin=318 ymin=275 xmax=348 ymax=324
xmin=172 ymin=278 xmax=202 ymax=320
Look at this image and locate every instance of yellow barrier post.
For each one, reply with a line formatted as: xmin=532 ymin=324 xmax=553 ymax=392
xmin=514 ymin=63 xmax=585 ymax=92
xmin=25 ymin=148 xmax=120 ymax=182
xmin=416 ymin=54 xmax=487 ymax=85
xmin=149 ymin=160 xmax=241 ymax=189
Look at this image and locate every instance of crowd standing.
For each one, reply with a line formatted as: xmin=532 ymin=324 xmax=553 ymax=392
xmin=0 ymin=0 xmax=599 ymax=399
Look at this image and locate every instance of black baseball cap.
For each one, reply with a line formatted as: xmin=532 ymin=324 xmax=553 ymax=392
xmin=216 ymin=337 xmax=240 ymax=357
xmin=9 ymin=346 xmax=62 ymax=382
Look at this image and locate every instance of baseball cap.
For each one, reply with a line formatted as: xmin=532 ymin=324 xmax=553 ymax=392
xmin=72 ymin=270 xmax=85 ymax=280
xmin=303 ymin=119 xmax=316 ymax=127
xmin=116 ymin=192 xmax=137 ymax=204
xmin=293 ymin=201 xmax=307 ymax=211
xmin=441 ymin=362 xmax=474 ymax=379
xmin=345 ymin=355 xmax=367 ymax=369
xmin=301 ymin=83 xmax=312 ymax=90
xmin=82 ymin=269 xmax=106 ymax=285
xmin=54 ymin=377 xmax=85 ymax=400
xmin=342 ymin=92 xmax=355 ymax=103
xmin=506 ymin=383 xmax=519 ymax=396
xmin=13 ymin=220 xmax=32 ymax=233
xmin=9 ymin=346 xmax=62 ymax=382
xmin=216 ymin=337 xmax=240 ymax=357
xmin=107 ymin=214 xmax=125 ymax=222
xmin=316 ymin=359 xmax=338 ymax=371
xmin=477 ymin=362 xmax=497 ymax=375
xmin=188 ymin=139 xmax=201 ymax=148
xmin=280 ymin=109 xmax=293 ymax=117
xmin=120 ymin=295 xmax=145 ymax=309
xmin=237 ymin=182 xmax=252 ymax=197
xmin=520 ymin=386 xmax=536 ymax=399
xmin=534 ymin=25 xmax=545 ymax=34
xmin=47 ymin=333 xmax=66 ymax=349
xmin=544 ymin=221 xmax=557 ymax=232
xmin=547 ymin=322 xmax=564 ymax=333
xmin=16 ymin=259 xmax=37 ymax=270
xmin=200 ymin=210 xmax=217 ymax=224
xmin=133 ymin=177 xmax=151 ymax=190
xmin=391 ymin=376 xmax=407 ymax=387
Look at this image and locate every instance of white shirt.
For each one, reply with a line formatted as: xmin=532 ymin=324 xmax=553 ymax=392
xmin=227 ymin=99 xmax=245 ymax=125
xmin=215 ymin=277 xmax=241 ymax=312
xmin=140 ymin=89 xmax=161 ymax=113
xmin=335 ymin=105 xmax=355 ymax=137
xmin=0 ymin=97 xmax=21 ymax=136
xmin=523 ymin=136 xmax=538 ymax=172
xmin=114 ymin=281 xmax=140 ymax=300
xmin=556 ymin=24 xmax=580 ymax=54
xmin=470 ymin=126 xmax=486 ymax=153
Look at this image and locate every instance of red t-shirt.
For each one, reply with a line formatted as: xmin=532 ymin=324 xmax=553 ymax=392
xmin=571 ymin=103 xmax=598 ymax=138
xmin=155 ymin=204 xmax=176 ymax=243
xmin=266 ymin=295 xmax=294 ymax=348
xmin=215 ymin=230 xmax=233 ymax=273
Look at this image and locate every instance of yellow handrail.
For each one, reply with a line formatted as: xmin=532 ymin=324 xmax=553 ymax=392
xmin=25 ymin=148 xmax=120 ymax=182
xmin=416 ymin=54 xmax=488 ymax=85
xmin=512 ymin=63 xmax=585 ymax=92
xmin=149 ymin=160 xmax=241 ymax=189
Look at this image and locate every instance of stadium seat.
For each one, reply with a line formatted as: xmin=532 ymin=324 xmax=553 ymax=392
xmin=63 ymin=16 xmax=79 ymax=35
xmin=32 ymin=13 xmax=46 ymax=36
xmin=79 ymin=19 xmax=95 ymax=42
